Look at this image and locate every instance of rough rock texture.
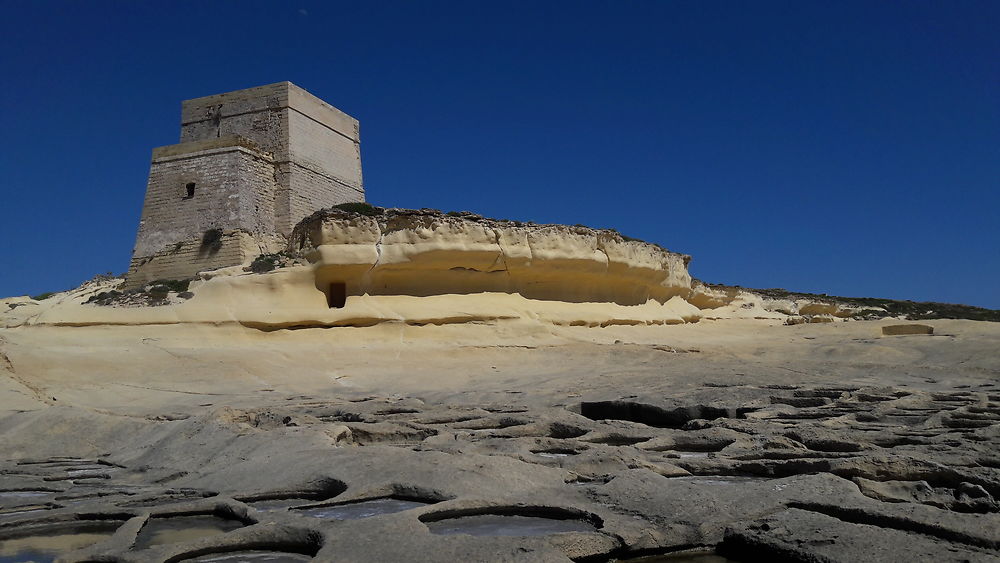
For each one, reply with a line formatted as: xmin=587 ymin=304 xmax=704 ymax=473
xmin=126 ymin=229 xmax=284 ymax=291
xmin=883 ymin=324 xmax=934 ymax=336
xmin=689 ymin=282 xmax=873 ymax=321
xmin=694 ymin=283 xmax=1000 ymax=323
xmin=0 ymin=318 xmax=998 ymax=561
xmin=5 ymin=208 xmax=705 ymax=330
xmin=2 ymin=272 xmax=704 ymax=331
xmin=291 ymin=207 xmax=693 ymax=307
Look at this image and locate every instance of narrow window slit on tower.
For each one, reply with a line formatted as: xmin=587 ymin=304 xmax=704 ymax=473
xmin=185 ymin=183 xmax=196 ymax=199
xmin=328 ymin=282 xmax=347 ymax=308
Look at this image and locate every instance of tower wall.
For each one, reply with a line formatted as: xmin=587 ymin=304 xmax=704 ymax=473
xmin=126 ymin=138 xmax=279 ymax=287
xmin=127 ymin=231 xmax=263 ymax=289
xmin=126 ymin=82 xmax=363 ymax=288
xmin=179 ymin=82 xmax=364 ymax=236
xmin=180 ymin=83 xmax=291 ymax=159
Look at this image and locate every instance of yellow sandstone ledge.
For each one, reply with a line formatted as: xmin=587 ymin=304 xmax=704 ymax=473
xmin=4 ymin=267 xmax=703 ymax=330
xmin=291 ymin=210 xmax=693 ymax=307
xmin=2 ymin=209 xmax=867 ymax=329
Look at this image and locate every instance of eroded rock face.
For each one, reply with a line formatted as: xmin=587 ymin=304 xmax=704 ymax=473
xmin=291 ymin=208 xmax=693 ymax=307
xmin=883 ymin=324 xmax=934 ymax=336
xmin=689 ymin=281 xmax=876 ymax=321
xmin=2 ymin=381 xmax=999 ymax=562
xmin=2 ymin=207 xmax=702 ymax=329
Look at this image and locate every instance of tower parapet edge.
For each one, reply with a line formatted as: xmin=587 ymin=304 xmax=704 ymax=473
xmin=125 ymin=82 xmax=364 ymax=289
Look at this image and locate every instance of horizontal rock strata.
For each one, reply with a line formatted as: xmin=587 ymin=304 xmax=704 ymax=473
xmin=291 ymin=208 xmax=693 ymax=307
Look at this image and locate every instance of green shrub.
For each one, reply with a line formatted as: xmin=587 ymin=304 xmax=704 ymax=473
xmin=147 ymin=287 xmax=170 ymax=300
xmin=31 ymin=292 xmax=56 ymax=301
xmin=852 ymin=309 xmax=889 ymax=319
xmin=149 ymin=279 xmax=190 ymax=292
xmin=737 ymin=285 xmax=1000 ymax=323
xmin=333 ymin=202 xmax=383 ymax=216
xmin=250 ymin=253 xmax=282 ymax=273
xmin=85 ymin=290 xmax=122 ymax=305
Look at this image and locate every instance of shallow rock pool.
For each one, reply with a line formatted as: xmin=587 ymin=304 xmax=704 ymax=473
xmin=425 ymin=514 xmax=597 ymax=536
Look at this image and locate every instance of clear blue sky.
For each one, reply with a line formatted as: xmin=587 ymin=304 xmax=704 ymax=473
xmin=1 ymin=1 xmax=997 ymax=308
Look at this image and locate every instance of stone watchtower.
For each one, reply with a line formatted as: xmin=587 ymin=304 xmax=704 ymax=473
xmin=126 ymin=82 xmax=363 ymax=288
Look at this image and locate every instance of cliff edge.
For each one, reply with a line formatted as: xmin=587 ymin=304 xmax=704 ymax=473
xmin=3 ymin=207 xmax=703 ymax=329
xmin=291 ymin=207 xmax=692 ymax=307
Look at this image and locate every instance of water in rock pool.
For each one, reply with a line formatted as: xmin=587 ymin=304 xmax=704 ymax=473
xmin=426 ymin=514 xmax=597 ymax=536
xmin=0 ymin=491 xmax=53 ymax=500
xmin=133 ymin=515 xmax=244 ymax=550
xmin=620 ymin=552 xmax=738 ymax=562
xmin=666 ymin=476 xmax=769 ymax=486
xmin=0 ymin=508 xmax=47 ymax=521
xmin=183 ymin=551 xmax=312 ymax=562
xmin=249 ymin=498 xmax=316 ymax=511
xmin=296 ymin=498 xmax=430 ymax=520
xmin=0 ymin=525 xmax=117 ymax=563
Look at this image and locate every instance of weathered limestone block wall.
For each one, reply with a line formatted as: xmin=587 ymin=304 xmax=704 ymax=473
xmin=126 ymin=230 xmax=262 ymax=288
xmin=181 ymin=83 xmax=290 ymax=159
xmin=132 ymin=138 xmax=277 ymax=257
xmin=179 ymin=82 xmax=364 ymax=236
xmin=292 ymin=209 xmax=693 ymax=306
xmin=286 ymin=94 xmax=361 ymax=182
xmin=127 ymin=82 xmax=365 ymax=289
xmin=281 ymin=163 xmax=364 ymax=235
xmin=126 ymin=138 xmax=278 ymax=288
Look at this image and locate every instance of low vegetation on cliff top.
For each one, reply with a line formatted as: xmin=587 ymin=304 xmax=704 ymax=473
xmin=319 ymin=204 xmax=669 ymax=253
xmin=85 ymin=278 xmax=193 ymax=307
xmin=332 ymin=202 xmax=384 ymax=216
xmin=719 ymin=285 xmax=1000 ymax=322
xmin=248 ymin=252 xmax=299 ymax=273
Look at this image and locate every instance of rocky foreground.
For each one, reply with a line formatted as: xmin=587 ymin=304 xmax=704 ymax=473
xmin=0 ymin=317 xmax=998 ymax=562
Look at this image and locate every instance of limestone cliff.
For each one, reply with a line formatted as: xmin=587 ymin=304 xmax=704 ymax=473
xmin=291 ymin=208 xmax=693 ymax=307
xmin=689 ymin=282 xmax=882 ymax=323
xmin=3 ymin=208 xmax=703 ymax=329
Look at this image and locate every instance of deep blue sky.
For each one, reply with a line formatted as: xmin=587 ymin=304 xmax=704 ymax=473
xmin=1 ymin=1 xmax=997 ymax=308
